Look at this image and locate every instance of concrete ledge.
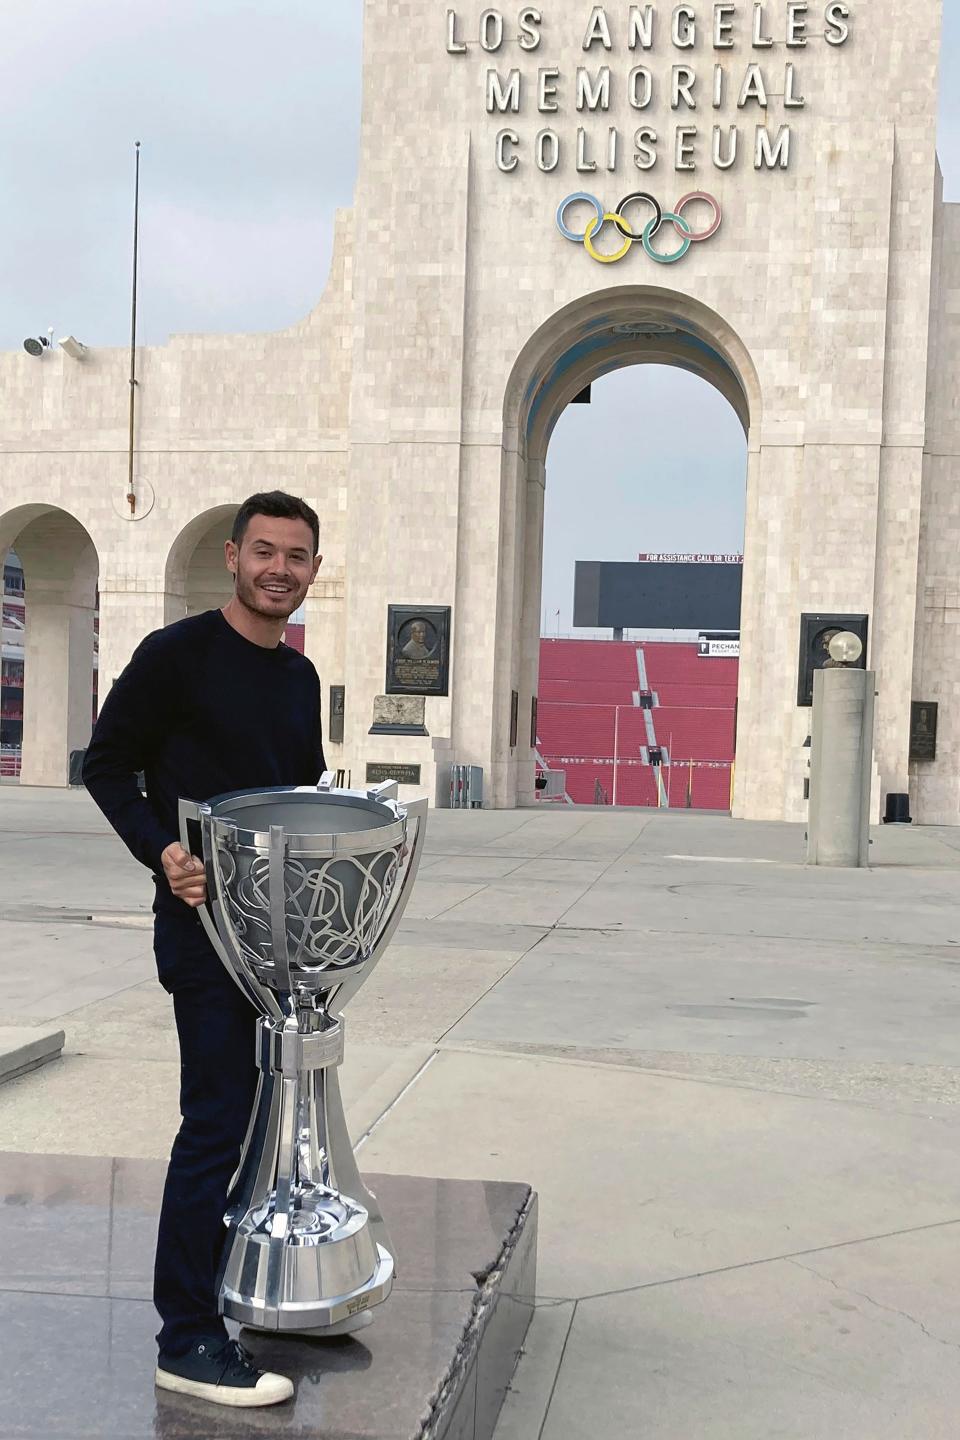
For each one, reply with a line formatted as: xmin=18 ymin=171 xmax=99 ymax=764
xmin=0 ymin=1027 xmax=65 ymax=1085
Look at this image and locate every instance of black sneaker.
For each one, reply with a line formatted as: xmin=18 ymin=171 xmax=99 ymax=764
xmin=155 ymin=1337 xmax=294 ymax=1408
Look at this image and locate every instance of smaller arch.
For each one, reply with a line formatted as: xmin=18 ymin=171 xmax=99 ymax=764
xmin=0 ymin=503 xmax=100 ymax=786
xmin=0 ymin=502 xmax=100 ymax=570
xmin=165 ymin=505 xmax=237 ymax=618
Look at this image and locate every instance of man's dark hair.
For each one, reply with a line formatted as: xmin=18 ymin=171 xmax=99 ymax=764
xmin=232 ymin=492 xmax=320 ymax=556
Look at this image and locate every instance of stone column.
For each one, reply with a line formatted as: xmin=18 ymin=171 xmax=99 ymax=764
xmin=303 ymin=572 xmax=346 ymax=775
xmin=18 ymin=553 xmax=97 ymax=787
xmin=807 ymin=668 xmax=875 ymax=868
xmin=517 ymin=460 xmax=546 ymax=809
xmin=95 ymin=577 xmax=183 ymax=713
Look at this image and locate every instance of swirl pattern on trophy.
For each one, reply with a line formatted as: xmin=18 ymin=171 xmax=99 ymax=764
xmin=216 ymin=843 xmax=401 ymax=977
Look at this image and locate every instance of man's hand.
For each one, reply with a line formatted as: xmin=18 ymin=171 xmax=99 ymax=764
xmin=161 ymin=842 xmax=207 ymax=908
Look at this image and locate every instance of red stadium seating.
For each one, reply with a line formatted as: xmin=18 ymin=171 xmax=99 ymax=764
xmin=536 ymin=639 xmax=738 ymax=810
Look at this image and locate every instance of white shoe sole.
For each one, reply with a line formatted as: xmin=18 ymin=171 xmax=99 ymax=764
xmin=155 ymin=1365 xmax=294 ymax=1407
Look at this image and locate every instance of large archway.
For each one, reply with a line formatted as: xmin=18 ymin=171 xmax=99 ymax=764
xmin=538 ymin=366 xmax=747 ymax=808
xmin=492 ymin=285 xmax=762 ymax=811
xmin=0 ymin=505 xmax=99 ymax=786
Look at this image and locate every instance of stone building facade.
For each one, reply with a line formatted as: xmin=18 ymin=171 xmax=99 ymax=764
xmin=0 ymin=0 xmax=957 ymax=821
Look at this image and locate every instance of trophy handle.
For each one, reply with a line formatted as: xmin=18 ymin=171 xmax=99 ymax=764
xmin=178 ymin=797 xmax=284 ymax=1022
xmin=268 ymin=824 xmax=295 ymax=1004
xmin=328 ymin=796 xmax=429 ymax=1014
xmin=374 ymin=796 xmax=428 ymax=963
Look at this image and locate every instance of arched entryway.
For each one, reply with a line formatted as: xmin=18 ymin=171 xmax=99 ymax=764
xmin=164 ymin=506 xmax=308 ymax=653
xmin=489 ymin=284 xmax=762 ymax=811
xmin=0 ymin=505 xmax=99 ymax=786
xmin=539 ymin=366 xmax=747 ymax=808
xmin=165 ymin=506 xmax=238 ymax=621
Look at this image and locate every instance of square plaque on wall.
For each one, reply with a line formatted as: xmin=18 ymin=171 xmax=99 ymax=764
xmin=796 ymin=612 xmax=868 ymax=707
xmin=910 ymin=701 xmax=938 ymax=761
xmin=385 ymin=605 xmax=451 ymax=696
xmin=328 ymin=685 xmax=345 ymax=745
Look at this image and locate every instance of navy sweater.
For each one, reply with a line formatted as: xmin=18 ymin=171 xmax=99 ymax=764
xmin=83 ymin=610 xmax=325 ymax=907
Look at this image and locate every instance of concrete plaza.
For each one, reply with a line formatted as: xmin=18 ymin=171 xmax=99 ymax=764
xmin=1 ymin=785 xmax=959 ymax=1437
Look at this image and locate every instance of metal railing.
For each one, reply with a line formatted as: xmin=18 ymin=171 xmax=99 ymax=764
xmin=0 ymin=749 xmax=22 ymax=779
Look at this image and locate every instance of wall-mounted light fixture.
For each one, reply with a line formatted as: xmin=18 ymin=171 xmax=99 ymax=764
xmin=59 ymin=335 xmax=89 ymax=361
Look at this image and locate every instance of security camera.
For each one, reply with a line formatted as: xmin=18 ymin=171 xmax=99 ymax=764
xmin=59 ymin=335 xmax=88 ymax=361
xmin=23 ymin=336 xmax=50 ymax=358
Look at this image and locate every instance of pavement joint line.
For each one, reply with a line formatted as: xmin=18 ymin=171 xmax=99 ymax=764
xmin=423 ymin=883 xmax=493 ymax=921
xmin=434 ymin=932 xmax=553 ymax=1045
xmin=11 ymin=972 xmax=164 ymax=1027
xmin=6 ymin=908 xmax=960 ymax=961
xmin=566 ymin=1215 xmax=960 ymax=1307
xmin=0 ymin=1279 xmax=492 ymax=1304
xmin=786 ymin=1258 xmax=960 ymax=1350
xmin=550 ymin=923 xmax=960 ymax=955
xmin=434 ymin=1041 xmax=960 ymax=1121
xmin=352 ymin=1050 xmax=440 ymax=1153
xmin=536 ymin=1296 xmax=578 ymax=1440
xmin=511 ymin=837 xmax=641 ymax=939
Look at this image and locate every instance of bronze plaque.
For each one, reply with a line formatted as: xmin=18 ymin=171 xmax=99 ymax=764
xmin=328 ymin=685 xmax=345 ymax=745
xmin=797 ymin=612 xmax=868 ymax=707
xmin=910 ymin=701 xmax=938 ymax=761
xmin=386 ymin=605 xmax=450 ymax=696
xmin=366 ymin=762 xmax=422 ymax=786
xmin=510 ymin=690 xmax=519 ymax=748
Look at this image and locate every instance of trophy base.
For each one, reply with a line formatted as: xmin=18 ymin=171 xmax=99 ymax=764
xmin=241 ymin=1309 xmax=375 ymax=1342
xmin=221 ymin=1237 xmax=394 ymax=1334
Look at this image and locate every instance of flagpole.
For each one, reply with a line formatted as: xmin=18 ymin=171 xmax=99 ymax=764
xmin=126 ymin=141 xmax=141 ymax=515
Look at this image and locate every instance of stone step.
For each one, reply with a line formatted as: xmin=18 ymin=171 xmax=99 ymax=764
xmin=0 ymin=1027 xmax=65 ymax=1085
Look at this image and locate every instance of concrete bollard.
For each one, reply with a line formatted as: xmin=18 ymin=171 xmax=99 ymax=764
xmin=807 ymin=668 xmax=875 ymax=867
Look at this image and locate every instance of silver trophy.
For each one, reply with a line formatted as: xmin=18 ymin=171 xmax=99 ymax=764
xmin=178 ymin=774 xmax=428 ymax=1337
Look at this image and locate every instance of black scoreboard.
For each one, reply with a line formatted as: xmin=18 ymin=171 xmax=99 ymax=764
xmin=573 ymin=560 xmax=742 ymax=631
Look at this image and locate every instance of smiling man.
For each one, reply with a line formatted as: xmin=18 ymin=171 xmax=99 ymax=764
xmin=83 ymin=491 xmax=325 ymax=1408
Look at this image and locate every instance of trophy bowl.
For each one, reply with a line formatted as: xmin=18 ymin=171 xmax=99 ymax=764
xmin=179 ymin=775 xmax=428 ymax=1336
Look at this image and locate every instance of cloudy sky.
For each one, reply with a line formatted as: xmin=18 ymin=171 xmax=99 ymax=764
xmin=2 ymin=3 xmax=957 ymax=626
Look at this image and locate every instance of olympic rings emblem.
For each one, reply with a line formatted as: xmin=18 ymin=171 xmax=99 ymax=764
xmin=556 ymin=191 xmax=722 ymax=265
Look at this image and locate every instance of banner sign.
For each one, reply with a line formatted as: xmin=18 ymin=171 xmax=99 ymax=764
xmin=698 ymin=635 xmax=740 ymax=657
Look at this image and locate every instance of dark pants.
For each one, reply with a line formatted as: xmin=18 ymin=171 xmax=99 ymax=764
xmin=153 ymin=905 xmax=258 ymax=1358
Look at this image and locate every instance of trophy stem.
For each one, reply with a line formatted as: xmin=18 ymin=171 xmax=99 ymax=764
xmin=219 ymin=1011 xmax=394 ymax=1334
xmin=321 ymin=1062 xmax=396 ymax=1266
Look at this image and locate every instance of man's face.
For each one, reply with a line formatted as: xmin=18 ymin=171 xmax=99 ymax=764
xmin=225 ymin=514 xmax=321 ymax=621
xmin=411 ymin=622 xmax=427 ymax=646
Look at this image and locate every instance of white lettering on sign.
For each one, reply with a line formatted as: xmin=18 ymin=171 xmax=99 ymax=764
xmin=639 ymin=552 xmax=744 ymax=563
xmin=445 ymin=5 xmax=853 ymax=174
